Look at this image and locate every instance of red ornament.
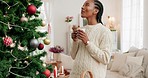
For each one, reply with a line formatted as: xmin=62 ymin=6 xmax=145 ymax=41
xmin=38 ymin=43 xmax=44 ymax=50
xmin=27 ymin=4 xmax=37 ymax=15
xmin=42 ymin=69 xmax=51 ymax=78
xmin=3 ymin=37 xmax=13 ymax=47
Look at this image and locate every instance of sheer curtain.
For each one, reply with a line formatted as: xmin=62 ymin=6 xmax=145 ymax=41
xmin=121 ymin=0 xmax=143 ymax=52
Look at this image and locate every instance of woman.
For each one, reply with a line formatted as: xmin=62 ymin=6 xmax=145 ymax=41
xmin=69 ymin=0 xmax=112 ymax=78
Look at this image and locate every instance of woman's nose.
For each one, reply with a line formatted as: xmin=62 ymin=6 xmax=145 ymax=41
xmin=81 ymin=5 xmax=84 ymax=9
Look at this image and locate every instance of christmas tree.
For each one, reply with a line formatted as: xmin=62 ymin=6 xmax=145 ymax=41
xmin=0 ymin=0 xmax=52 ymax=78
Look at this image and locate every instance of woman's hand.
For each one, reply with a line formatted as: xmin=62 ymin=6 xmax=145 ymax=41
xmin=77 ymin=29 xmax=89 ymax=45
xmin=71 ymin=31 xmax=78 ymax=42
xmin=71 ymin=25 xmax=79 ymax=42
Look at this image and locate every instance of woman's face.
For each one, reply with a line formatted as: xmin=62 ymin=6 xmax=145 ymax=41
xmin=81 ymin=0 xmax=95 ymax=18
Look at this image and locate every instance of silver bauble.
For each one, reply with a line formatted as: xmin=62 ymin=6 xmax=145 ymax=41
xmin=30 ymin=39 xmax=39 ymax=48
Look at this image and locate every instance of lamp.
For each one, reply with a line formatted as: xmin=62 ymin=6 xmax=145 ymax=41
xmin=108 ymin=16 xmax=116 ymax=31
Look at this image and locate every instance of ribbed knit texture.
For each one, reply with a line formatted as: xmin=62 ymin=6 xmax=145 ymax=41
xmin=69 ymin=23 xmax=112 ymax=78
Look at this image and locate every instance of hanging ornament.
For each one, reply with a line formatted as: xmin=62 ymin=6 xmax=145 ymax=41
xmin=30 ymin=39 xmax=39 ymax=48
xmin=10 ymin=41 xmax=16 ymax=48
xmin=18 ymin=45 xmax=28 ymax=51
xmin=27 ymin=4 xmax=37 ymax=15
xmin=41 ymin=20 xmax=46 ymax=27
xmin=3 ymin=36 xmax=13 ymax=47
xmin=24 ymin=61 xmax=29 ymax=65
xmin=42 ymin=69 xmax=51 ymax=78
xmin=10 ymin=43 xmax=16 ymax=48
xmin=14 ymin=59 xmax=17 ymax=62
xmin=20 ymin=14 xmax=28 ymax=22
xmin=36 ymin=71 xmax=39 ymax=75
xmin=43 ymin=38 xmax=50 ymax=45
xmin=42 ymin=63 xmax=46 ymax=67
xmin=38 ymin=43 xmax=44 ymax=50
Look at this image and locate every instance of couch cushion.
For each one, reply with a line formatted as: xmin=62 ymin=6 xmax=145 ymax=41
xmin=119 ymin=62 xmax=144 ymax=78
xmin=136 ymin=49 xmax=148 ymax=77
xmin=146 ymin=65 xmax=148 ymax=78
xmin=126 ymin=56 xmax=143 ymax=66
xmin=110 ymin=52 xmax=135 ymax=72
xmin=119 ymin=56 xmax=144 ymax=78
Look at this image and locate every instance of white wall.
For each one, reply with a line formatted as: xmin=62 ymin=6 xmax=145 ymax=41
xmin=143 ymin=0 xmax=148 ymax=48
xmin=51 ymin=0 xmax=121 ymax=54
xmin=100 ymin=0 xmax=122 ymax=49
xmin=52 ymin=0 xmax=85 ymax=54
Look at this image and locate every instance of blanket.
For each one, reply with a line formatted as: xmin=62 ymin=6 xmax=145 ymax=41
xmin=119 ymin=62 xmax=144 ymax=78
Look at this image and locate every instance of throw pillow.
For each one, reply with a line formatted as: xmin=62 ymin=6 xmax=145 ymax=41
xmin=110 ymin=53 xmax=135 ymax=72
xmin=126 ymin=56 xmax=143 ymax=66
xmin=136 ymin=49 xmax=148 ymax=69
xmin=136 ymin=49 xmax=148 ymax=78
xmin=110 ymin=53 xmax=126 ymax=72
xmin=119 ymin=56 xmax=144 ymax=77
xmin=119 ymin=62 xmax=144 ymax=78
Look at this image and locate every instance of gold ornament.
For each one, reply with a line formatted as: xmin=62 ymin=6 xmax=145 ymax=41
xmin=43 ymin=63 xmax=46 ymax=67
xmin=43 ymin=38 xmax=50 ymax=45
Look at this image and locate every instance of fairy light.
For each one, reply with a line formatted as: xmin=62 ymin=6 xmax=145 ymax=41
xmin=10 ymin=50 xmax=18 ymax=60
xmin=0 ymin=50 xmax=32 ymax=78
xmin=8 ymin=22 xmax=12 ymax=29
xmin=0 ymin=21 xmax=30 ymax=31
xmin=0 ymin=50 xmax=33 ymax=77
xmin=7 ymin=61 xmax=32 ymax=78
xmin=0 ymin=0 xmax=19 ymax=9
xmin=0 ymin=1 xmax=43 ymax=77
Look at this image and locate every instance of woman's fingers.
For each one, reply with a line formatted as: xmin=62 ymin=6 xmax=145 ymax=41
xmin=77 ymin=30 xmax=87 ymax=40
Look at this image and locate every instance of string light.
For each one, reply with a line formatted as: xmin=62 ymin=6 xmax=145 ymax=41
xmin=0 ymin=21 xmax=30 ymax=31
xmin=7 ymin=61 xmax=32 ymax=78
xmin=0 ymin=50 xmax=29 ymax=61
xmin=0 ymin=0 xmax=20 ymax=9
xmin=0 ymin=1 xmax=43 ymax=77
xmin=0 ymin=50 xmax=32 ymax=77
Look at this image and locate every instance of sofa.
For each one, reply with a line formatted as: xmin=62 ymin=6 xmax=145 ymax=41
xmin=60 ymin=47 xmax=148 ymax=78
xmin=106 ymin=47 xmax=148 ymax=78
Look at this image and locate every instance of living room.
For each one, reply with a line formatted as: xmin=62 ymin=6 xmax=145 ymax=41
xmin=39 ymin=0 xmax=148 ymax=78
xmin=0 ymin=0 xmax=148 ymax=78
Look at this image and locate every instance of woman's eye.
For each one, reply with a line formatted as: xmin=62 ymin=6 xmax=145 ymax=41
xmin=85 ymin=3 xmax=89 ymax=6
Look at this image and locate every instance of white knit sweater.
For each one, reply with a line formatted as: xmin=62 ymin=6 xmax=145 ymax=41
xmin=69 ymin=23 xmax=112 ymax=78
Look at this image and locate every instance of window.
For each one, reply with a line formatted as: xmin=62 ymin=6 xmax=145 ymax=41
xmin=121 ymin=0 xmax=143 ymax=52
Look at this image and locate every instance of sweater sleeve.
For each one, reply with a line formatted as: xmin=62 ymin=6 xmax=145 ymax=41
xmin=70 ymin=41 xmax=79 ymax=60
xmin=86 ymin=30 xmax=112 ymax=65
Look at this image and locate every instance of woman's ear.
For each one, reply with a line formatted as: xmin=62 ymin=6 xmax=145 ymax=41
xmin=93 ymin=9 xmax=99 ymax=15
